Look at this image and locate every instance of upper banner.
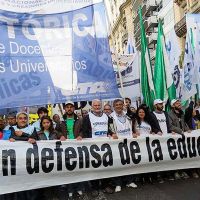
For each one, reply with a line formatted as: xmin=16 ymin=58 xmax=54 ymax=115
xmin=1 ymin=131 xmax=200 ymax=194
xmin=0 ymin=0 xmax=103 ymax=13
xmin=0 ymin=2 xmax=120 ymax=109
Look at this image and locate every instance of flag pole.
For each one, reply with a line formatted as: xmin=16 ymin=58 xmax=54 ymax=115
xmin=103 ymin=0 xmax=125 ymax=100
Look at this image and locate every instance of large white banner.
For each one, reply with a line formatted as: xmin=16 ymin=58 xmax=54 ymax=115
xmin=1 ymin=131 xmax=200 ymax=194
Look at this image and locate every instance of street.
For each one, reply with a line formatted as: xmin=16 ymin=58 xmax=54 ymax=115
xmin=104 ymin=178 xmax=200 ymax=200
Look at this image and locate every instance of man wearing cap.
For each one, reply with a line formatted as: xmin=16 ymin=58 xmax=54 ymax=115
xmin=63 ymin=101 xmax=82 ymax=139
xmin=151 ymin=99 xmax=174 ymax=182
xmin=151 ymin=99 xmax=171 ymax=135
xmin=168 ymin=99 xmax=190 ymax=134
xmin=62 ymin=101 xmax=85 ymax=200
xmin=168 ymin=99 xmax=190 ymax=180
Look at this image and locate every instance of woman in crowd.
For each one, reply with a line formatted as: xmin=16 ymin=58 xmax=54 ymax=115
xmin=134 ymin=106 xmax=153 ymax=136
xmin=134 ymin=106 xmax=155 ymax=184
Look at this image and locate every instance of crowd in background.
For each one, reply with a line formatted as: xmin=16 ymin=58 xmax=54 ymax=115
xmin=1 ymin=97 xmax=200 ymax=200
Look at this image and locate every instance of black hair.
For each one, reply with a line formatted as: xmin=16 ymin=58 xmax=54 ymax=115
xmin=40 ymin=116 xmax=54 ymax=133
xmin=37 ymin=107 xmax=48 ymax=115
xmin=125 ymin=97 xmax=131 ymax=104
xmin=136 ymin=106 xmax=151 ymax=125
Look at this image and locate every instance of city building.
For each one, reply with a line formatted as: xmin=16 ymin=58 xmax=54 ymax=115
xmin=107 ymin=0 xmax=134 ymax=54
xmin=133 ymin=0 xmax=162 ymax=64
xmin=174 ymin=0 xmax=200 ymax=51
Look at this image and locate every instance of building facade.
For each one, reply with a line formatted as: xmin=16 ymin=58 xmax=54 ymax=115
xmin=174 ymin=0 xmax=200 ymax=51
xmin=108 ymin=0 xmax=134 ymax=54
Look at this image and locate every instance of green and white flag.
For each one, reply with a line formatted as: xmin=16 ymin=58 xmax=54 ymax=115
xmin=139 ymin=7 xmax=155 ymax=109
xmin=154 ymin=21 xmax=176 ymax=102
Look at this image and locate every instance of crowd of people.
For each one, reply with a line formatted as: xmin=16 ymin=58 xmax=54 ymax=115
xmin=0 ymin=98 xmax=200 ymax=200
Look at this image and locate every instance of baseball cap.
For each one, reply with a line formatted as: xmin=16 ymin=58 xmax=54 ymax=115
xmin=171 ymin=99 xmax=179 ymax=107
xmin=64 ymin=101 xmax=75 ymax=106
xmin=154 ymin=99 xmax=164 ymax=105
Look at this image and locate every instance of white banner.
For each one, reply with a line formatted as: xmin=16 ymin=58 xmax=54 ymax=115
xmin=112 ymin=53 xmax=140 ymax=100
xmin=1 ymin=131 xmax=200 ymax=194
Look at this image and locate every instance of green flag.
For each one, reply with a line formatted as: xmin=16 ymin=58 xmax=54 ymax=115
xmin=154 ymin=21 xmax=176 ymax=102
xmin=139 ymin=7 xmax=155 ymax=110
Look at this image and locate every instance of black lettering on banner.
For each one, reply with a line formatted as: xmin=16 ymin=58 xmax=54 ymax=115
xmin=54 ymin=141 xmax=63 ymax=171
xmin=130 ymin=141 xmax=141 ymax=164
xmin=152 ymin=139 xmax=163 ymax=162
xmin=77 ymin=146 xmax=90 ymax=168
xmin=26 ymin=144 xmax=39 ymax=174
xmin=146 ymin=137 xmax=153 ymax=162
xmin=90 ymin=145 xmax=101 ymax=168
xmin=177 ymin=135 xmax=187 ymax=159
xmin=118 ymin=139 xmax=130 ymax=165
xmin=101 ymin=144 xmax=113 ymax=167
xmin=167 ymin=138 xmax=177 ymax=160
xmin=41 ymin=148 xmax=54 ymax=173
xmin=2 ymin=149 xmax=16 ymax=176
xmin=187 ymin=137 xmax=196 ymax=158
xmin=65 ymin=147 xmax=77 ymax=171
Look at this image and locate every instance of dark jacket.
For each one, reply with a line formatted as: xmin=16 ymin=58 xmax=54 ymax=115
xmin=54 ymin=121 xmax=67 ymax=138
xmin=9 ymin=125 xmax=37 ymax=141
xmin=36 ymin=130 xmax=60 ymax=140
xmin=63 ymin=113 xmax=82 ymax=138
xmin=81 ymin=112 xmax=114 ymax=138
xmin=150 ymin=111 xmax=171 ymax=133
xmin=168 ymin=110 xmax=189 ymax=134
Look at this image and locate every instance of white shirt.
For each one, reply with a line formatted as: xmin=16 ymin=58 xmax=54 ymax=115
xmin=153 ymin=111 xmax=168 ymax=134
xmin=89 ymin=112 xmax=108 ymax=139
xmin=135 ymin=121 xmax=151 ymax=135
xmin=111 ymin=112 xmax=132 ymax=138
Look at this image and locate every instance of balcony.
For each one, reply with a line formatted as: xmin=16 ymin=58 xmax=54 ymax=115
xmin=122 ymin=32 xmax=128 ymax=44
xmin=149 ymin=49 xmax=156 ymax=60
xmin=174 ymin=15 xmax=186 ymax=37
xmin=145 ymin=0 xmax=159 ymax=15
xmin=145 ymin=15 xmax=158 ymax=31
xmin=147 ymin=32 xmax=157 ymax=45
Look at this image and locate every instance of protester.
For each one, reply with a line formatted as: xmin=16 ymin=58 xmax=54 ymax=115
xmin=63 ymin=101 xmax=82 ymax=139
xmin=82 ymin=110 xmax=88 ymax=117
xmin=4 ymin=113 xmax=16 ymax=130
xmin=0 ymin=117 xmax=5 ymax=139
xmin=9 ymin=112 xmax=36 ymax=143
xmin=103 ymin=104 xmax=113 ymax=116
xmin=124 ymin=97 xmax=135 ymax=119
xmin=135 ymin=106 xmax=152 ymax=135
xmin=110 ymin=99 xmax=137 ymax=192
xmin=151 ymin=99 xmax=171 ymax=135
xmin=151 ymin=99 xmax=174 ymax=182
xmin=81 ymin=99 xmax=114 ymax=196
xmin=168 ymin=99 xmax=190 ymax=134
xmin=52 ymin=114 xmax=67 ymax=140
xmin=134 ymin=106 xmax=155 ymax=184
xmin=168 ymin=99 xmax=190 ymax=180
xmin=185 ymin=101 xmax=200 ymax=130
xmin=32 ymin=107 xmax=48 ymax=132
xmin=62 ymin=101 xmax=85 ymax=199
xmin=8 ymin=112 xmax=38 ymax=200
